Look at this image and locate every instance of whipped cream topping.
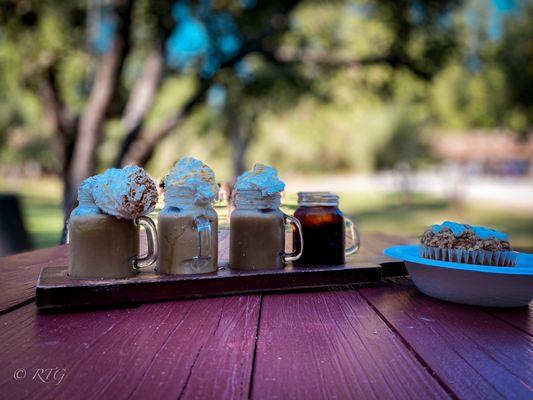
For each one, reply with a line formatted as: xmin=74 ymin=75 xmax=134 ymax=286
xmin=432 ymin=221 xmax=508 ymax=241
xmin=234 ymin=164 xmax=285 ymax=197
xmin=162 ymin=157 xmax=218 ymax=205
xmin=71 ymin=176 xmax=100 ymax=217
xmin=91 ymin=166 xmax=158 ymax=219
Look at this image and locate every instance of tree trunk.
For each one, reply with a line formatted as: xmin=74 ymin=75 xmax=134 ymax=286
xmin=65 ymin=0 xmax=134 ymax=216
xmin=227 ymin=107 xmax=254 ymax=180
xmin=232 ymin=145 xmax=247 ymax=179
xmin=39 ymin=67 xmax=79 ymax=242
xmin=115 ymin=48 xmax=165 ymax=167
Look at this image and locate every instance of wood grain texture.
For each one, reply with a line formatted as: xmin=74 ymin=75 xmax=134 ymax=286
xmin=0 ymin=231 xmax=232 ymax=314
xmin=485 ymin=303 xmax=532 ymax=336
xmin=131 ymin=295 xmax=260 ymax=400
xmin=36 ymin=260 xmax=382 ymax=310
xmin=0 ymin=245 xmax=67 ymax=314
xmin=355 ymin=232 xmax=417 ymax=258
xmin=0 ymin=231 xmax=529 ymax=400
xmin=0 ymin=245 xmax=67 ymax=270
xmin=360 ymin=278 xmax=533 ymax=400
xmin=0 ymin=230 xmax=403 ymax=313
xmin=0 ymin=295 xmax=260 ymax=400
xmin=251 ymin=290 xmax=451 ymax=400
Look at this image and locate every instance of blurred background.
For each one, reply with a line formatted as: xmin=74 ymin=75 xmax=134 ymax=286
xmin=0 ymin=0 xmax=532 ymax=255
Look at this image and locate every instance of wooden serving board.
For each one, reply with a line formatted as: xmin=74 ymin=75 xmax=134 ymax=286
xmin=35 ymin=258 xmax=406 ymax=311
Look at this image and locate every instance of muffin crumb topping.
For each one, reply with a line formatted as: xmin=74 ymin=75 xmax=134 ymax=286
xmin=421 ymin=222 xmax=512 ymax=252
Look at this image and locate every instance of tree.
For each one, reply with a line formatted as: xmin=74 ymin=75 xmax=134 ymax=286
xmin=0 ymin=0 xmax=463 ymax=230
xmin=496 ymin=1 xmax=533 ymax=137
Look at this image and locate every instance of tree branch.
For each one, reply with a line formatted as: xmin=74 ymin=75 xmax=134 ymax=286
xmin=263 ymin=48 xmax=433 ymax=81
xmin=39 ymin=65 xmax=77 ymax=140
xmin=120 ymin=0 xmax=304 ymax=167
xmin=39 ymin=66 xmax=78 ymax=181
xmin=121 ymin=80 xmax=211 ymax=167
xmin=115 ymin=48 xmax=165 ymax=166
xmin=65 ymin=0 xmax=134 ymax=214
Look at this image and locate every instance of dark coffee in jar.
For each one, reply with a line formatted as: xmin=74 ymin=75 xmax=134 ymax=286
xmin=293 ymin=192 xmax=359 ymax=265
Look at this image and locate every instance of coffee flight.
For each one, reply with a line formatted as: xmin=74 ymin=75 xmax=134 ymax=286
xmin=67 ymin=157 xmax=359 ymax=279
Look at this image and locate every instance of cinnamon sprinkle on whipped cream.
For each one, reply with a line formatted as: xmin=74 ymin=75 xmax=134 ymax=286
xmin=91 ymin=166 xmax=158 ymax=219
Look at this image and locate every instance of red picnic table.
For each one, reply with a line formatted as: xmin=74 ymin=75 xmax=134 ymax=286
xmin=0 ymin=231 xmax=531 ymax=399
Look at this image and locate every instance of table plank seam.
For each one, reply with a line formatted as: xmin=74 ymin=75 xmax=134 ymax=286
xmin=388 ymin=277 xmax=532 ymax=338
xmin=483 ymin=311 xmax=533 ymax=337
xmin=321 ymin=290 xmax=397 ymax=399
xmin=441 ymin=339 xmax=517 ymax=398
xmin=247 ymin=294 xmax=264 ymax=400
xmin=125 ymin=301 xmax=196 ymax=399
xmin=358 ymin=289 xmax=460 ymax=400
xmin=0 ymin=298 xmax=34 ymax=317
xmin=177 ymin=298 xmax=227 ymax=400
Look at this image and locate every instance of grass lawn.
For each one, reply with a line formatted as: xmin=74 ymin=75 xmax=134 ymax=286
xmin=1 ymin=178 xmax=532 ymax=250
xmin=1 ymin=178 xmax=64 ymax=249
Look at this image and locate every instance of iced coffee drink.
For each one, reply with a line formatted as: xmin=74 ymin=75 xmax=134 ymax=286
xmin=157 ymin=158 xmax=219 ymax=275
xmin=229 ymin=164 xmax=303 ymax=270
xmin=293 ymin=192 xmax=359 ymax=265
xmin=69 ymin=214 xmax=139 ymax=278
xmin=68 ymin=167 xmax=158 ymax=279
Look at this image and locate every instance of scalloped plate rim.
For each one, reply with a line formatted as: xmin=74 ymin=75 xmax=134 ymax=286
xmin=384 ymin=244 xmax=533 ymax=276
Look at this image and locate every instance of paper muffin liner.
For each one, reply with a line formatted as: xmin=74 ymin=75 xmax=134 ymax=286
xmin=419 ymin=245 xmax=519 ymax=267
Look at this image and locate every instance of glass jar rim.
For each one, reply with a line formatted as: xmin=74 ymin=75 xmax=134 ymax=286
xmin=235 ymin=190 xmax=281 ymax=209
xmin=297 ymin=191 xmax=339 ymax=206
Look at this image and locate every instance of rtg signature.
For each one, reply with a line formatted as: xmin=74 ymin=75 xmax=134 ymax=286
xmin=13 ymin=367 xmax=66 ymax=385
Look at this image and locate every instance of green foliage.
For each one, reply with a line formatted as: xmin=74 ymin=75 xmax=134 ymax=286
xmin=0 ymin=0 xmax=531 ymax=179
xmin=495 ymin=2 xmax=533 ymax=134
xmin=374 ymin=106 xmax=430 ymax=169
xmin=429 ymin=62 xmax=507 ymax=128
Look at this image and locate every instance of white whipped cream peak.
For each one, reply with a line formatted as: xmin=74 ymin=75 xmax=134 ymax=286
xmin=432 ymin=221 xmax=508 ymax=241
xmin=91 ymin=166 xmax=158 ymax=219
xmin=235 ymin=164 xmax=285 ymax=196
xmin=71 ymin=176 xmax=100 ymax=216
xmin=162 ymin=157 xmax=218 ymax=204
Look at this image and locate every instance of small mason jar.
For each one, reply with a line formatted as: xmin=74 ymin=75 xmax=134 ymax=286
xmin=230 ymin=189 xmax=303 ymax=270
xmin=157 ymin=187 xmax=218 ymax=274
xmin=293 ymin=192 xmax=359 ymax=265
xmin=68 ymin=191 xmax=158 ymax=279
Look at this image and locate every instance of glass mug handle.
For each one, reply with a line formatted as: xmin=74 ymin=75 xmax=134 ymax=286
xmin=132 ymin=216 xmax=158 ymax=269
xmin=283 ymin=214 xmax=304 ymax=262
xmin=345 ymin=218 xmax=360 ymax=256
xmin=193 ymin=215 xmax=212 ymax=263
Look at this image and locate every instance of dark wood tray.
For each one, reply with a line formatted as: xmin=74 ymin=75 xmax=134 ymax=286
xmin=35 ymin=257 xmax=406 ymax=311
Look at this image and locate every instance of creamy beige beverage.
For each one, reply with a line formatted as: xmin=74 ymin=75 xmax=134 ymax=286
xmin=158 ymin=207 xmax=218 ymax=274
xmin=156 ymin=157 xmax=219 ymax=275
xmin=68 ymin=167 xmax=158 ymax=279
xmin=229 ymin=165 xmax=303 ymax=271
xmin=230 ymin=205 xmax=285 ymax=270
xmin=69 ymin=214 xmax=139 ymax=278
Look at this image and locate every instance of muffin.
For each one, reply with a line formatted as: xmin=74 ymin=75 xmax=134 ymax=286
xmin=420 ymin=221 xmax=518 ymax=267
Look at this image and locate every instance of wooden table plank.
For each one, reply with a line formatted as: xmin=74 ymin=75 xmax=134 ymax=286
xmin=1 ymin=231 xmax=530 ymax=400
xmin=360 ymin=278 xmax=533 ymax=400
xmin=0 ymin=231 xmax=229 ymax=315
xmin=130 ymin=295 xmax=260 ymax=400
xmin=356 ymin=232 xmax=417 ymax=257
xmin=251 ymin=290 xmax=451 ymax=400
xmin=0 ymin=245 xmax=67 ymax=315
xmin=0 ymin=245 xmax=67 ymax=270
xmin=485 ymin=304 xmax=532 ymax=336
xmin=0 ymin=295 xmax=260 ymax=400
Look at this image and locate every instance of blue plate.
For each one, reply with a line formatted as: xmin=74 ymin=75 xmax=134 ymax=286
xmin=384 ymin=245 xmax=533 ymax=307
